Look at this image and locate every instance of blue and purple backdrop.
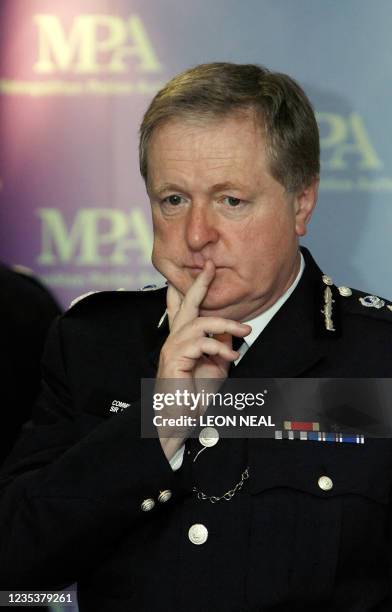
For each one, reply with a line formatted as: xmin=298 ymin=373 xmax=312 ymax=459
xmin=1 ymin=0 xmax=391 ymax=311
xmin=0 ymin=2 xmax=391 ymax=609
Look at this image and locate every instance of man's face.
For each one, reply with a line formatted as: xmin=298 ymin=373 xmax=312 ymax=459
xmin=147 ymin=112 xmax=317 ymax=322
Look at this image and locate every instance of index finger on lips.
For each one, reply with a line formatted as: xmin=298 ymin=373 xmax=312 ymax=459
xmin=171 ymin=260 xmax=215 ymax=330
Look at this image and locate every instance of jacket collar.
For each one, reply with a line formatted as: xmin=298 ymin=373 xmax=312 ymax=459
xmin=231 ymin=247 xmax=332 ymax=378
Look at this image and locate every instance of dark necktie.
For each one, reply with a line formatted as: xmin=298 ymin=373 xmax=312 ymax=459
xmin=232 ymin=336 xmax=244 ymax=352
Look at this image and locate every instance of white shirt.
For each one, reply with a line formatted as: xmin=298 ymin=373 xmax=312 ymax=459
xmin=169 ymin=253 xmax=305 ymax=471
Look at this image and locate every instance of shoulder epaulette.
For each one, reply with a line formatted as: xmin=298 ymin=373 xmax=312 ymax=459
xmin=336 ymin=285 xmax=392 ymax=322
xmin=68 ymin=291 xmax=101 ymax=310
xmin=66 ymin=284 xmax=167 ymax=313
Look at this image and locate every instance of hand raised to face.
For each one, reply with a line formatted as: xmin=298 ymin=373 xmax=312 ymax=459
xmin=158 ymin=260 xmax=251 ymax=380
xmin=155 ymin=260 xmax=251 ymax=461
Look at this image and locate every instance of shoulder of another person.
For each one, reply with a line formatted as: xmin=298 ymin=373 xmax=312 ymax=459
xmin=8 ymin=264 xmax=52 ymax=294
xmin=1 ymin=263 xmax=60 ymax=312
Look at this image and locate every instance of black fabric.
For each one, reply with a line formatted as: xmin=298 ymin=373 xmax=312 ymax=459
xmin=0 ymin=248 xmax=392 ymax=611
xmin=232 ymin=335 xmax=244 ymax=352
xmin=0 ymin=263 xmax=61 ymax=465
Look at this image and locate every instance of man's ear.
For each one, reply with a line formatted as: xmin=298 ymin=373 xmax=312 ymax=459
xmin=294 ymin=177 xmax=319 ymax=237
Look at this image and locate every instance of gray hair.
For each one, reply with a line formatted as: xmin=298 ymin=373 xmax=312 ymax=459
xmin=139 ymin=62 xmax=319 ymax=192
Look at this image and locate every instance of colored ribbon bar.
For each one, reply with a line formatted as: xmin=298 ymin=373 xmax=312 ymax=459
xmin=275 ymin=430 xmax=365 ymax=444
xmin=283 ymin=421 xmax=320 ymax=431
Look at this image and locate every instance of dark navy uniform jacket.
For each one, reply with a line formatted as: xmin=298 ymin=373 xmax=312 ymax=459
xmin=1 ymin=248 xmax=392 ymax=611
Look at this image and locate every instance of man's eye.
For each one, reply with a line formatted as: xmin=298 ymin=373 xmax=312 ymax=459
xmin=224 ymin=196 xmax=242 ymax=207
xmin=163 ymin=195 xmax=183 ymax=206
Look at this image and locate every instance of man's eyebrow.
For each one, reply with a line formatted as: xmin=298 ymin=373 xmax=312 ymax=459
xmin=209 ymin=181 xmax=247 ymax=192
xmin=153 ymin=181 xmax=247 ymax=195
xmin=152 ymin=183 xmax=187 ymax=196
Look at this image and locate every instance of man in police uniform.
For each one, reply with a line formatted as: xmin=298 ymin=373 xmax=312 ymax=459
xmin=1 ymin=63 xmax=392 ymax=611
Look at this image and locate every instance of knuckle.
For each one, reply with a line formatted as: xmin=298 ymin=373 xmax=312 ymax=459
xmin=192 ymin=318 xmax=206 ymax=333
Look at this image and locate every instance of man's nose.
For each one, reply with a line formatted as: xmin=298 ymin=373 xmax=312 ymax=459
xmin=185 ymin=205 xmax=219 ymax=251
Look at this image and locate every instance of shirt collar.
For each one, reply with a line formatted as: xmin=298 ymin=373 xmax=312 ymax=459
xmin=243 ymin=252 xmax=305 ymax=348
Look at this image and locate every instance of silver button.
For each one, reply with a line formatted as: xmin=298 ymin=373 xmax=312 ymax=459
xmin=188 ymin=523 xmax=208 ymax=545
xmin=318 ymin=475 xmax=333 ymax=491
xmin=322 ymin=275 xmax=333 ymax=286
xmin=158 ymin=489 xmax=172 ymax=503
xmin=141 ymin=498 xmax=155 ymax=511
xmin=199 ymin=427 xmax=219 ymax=448
xmin=338 ymin=286 xmax=352 ymax=297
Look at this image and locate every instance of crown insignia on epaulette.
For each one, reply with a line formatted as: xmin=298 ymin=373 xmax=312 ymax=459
xmin=359 ymin=295 xmax=385 ymax=309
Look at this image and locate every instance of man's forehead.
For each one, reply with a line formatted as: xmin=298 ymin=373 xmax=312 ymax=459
xmin=147 ymin=152 xmax=261 ymax=195
xmin=149 ymin=113 xmax=265 ymax=153
xmin=147 ymin=114 xmax=268 ymax=186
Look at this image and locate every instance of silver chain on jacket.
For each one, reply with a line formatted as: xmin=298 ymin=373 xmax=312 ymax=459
xmin=192 ymin=467 xmax=250 ymax=503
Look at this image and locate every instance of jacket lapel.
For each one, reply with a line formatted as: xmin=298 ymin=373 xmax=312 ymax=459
xmin=232 ymin=248 xmax=329 ymax=378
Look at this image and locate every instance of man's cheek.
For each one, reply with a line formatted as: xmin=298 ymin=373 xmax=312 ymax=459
xmin=151 ymin=240 xmax=175 ymax=277
xmin=151 ymin=243 xmax=186 ymax=287
xmin=151 ymin=243 xmax=163 ymax=273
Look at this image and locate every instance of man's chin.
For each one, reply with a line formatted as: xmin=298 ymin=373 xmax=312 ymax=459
xmin=198 ymin=294 xmax=243 ymax=319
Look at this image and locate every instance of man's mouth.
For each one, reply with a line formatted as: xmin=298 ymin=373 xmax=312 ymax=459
xmin=185 ymin=266 xmax=205 ymax=277
xmin=184 ymin=264 xmax=227 ymax=275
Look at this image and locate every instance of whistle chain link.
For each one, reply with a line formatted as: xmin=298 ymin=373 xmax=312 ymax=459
xmin=192 ymin=467 xmax=249 ymax=503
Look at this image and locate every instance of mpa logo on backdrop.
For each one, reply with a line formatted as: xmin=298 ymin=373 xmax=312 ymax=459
xmin=318 ymin=112 xmax=392 ymax=192
xmin=33 ymin=14 xmax=160 ymax=76
xmin=0 ymin=13 xmax=164 ymax=96
xmin=37 ymin=208 xmax=152 ymax=266
xmin=35 ymin=208 xmax=162 ymax=290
